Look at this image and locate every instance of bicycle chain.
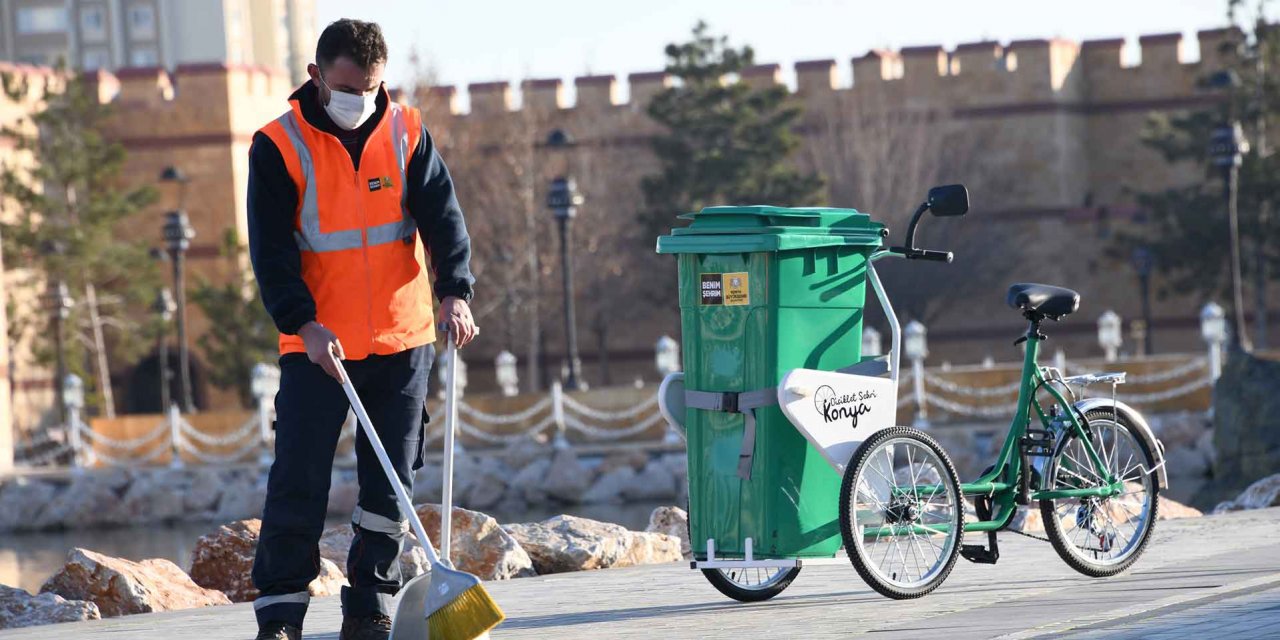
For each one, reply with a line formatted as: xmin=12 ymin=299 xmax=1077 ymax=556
xmin=1008 ymin=527 xmax=1051 ymax=543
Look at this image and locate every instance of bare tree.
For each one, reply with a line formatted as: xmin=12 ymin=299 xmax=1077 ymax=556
xmin=797 ymin=94 xmax=1025 ymax=326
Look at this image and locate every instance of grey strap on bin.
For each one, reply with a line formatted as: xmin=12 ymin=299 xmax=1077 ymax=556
xmin=685 ymin=388 xmax=778 ymax=481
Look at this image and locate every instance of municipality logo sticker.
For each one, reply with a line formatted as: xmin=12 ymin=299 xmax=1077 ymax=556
xmin=814 ymin=384 xmax=875 ymax=428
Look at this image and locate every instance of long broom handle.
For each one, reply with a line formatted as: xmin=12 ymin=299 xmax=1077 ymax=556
xmin=334 ymin=356 xmax=443 ymax=568
xmin=440 ymin=331 xmax=458 ymax=565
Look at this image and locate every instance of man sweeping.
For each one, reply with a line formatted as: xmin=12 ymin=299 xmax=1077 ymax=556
xmin=247 ymin=18 xmax=477 ymax=640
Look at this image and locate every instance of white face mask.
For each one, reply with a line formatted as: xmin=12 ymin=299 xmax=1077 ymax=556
xmin=319 ymin=74 xmax=377 ymax=130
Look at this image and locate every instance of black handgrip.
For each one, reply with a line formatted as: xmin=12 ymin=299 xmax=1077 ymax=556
xmin=889 ymin=247 xmax=954 ymax=263
xmin=915 ymin=249 xmax=954 ymax=263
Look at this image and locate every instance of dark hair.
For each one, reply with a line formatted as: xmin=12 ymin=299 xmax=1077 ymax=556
xmin=316 ymin=19 xmax=388 ymax=70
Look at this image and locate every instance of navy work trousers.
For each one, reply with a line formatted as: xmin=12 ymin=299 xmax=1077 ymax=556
xmin=251 ymin=344 xmax=433 ymax=629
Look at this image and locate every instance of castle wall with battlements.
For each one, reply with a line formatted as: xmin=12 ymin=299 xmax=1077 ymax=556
xmin=416 ymin=26 xmax=1277 ymax=366
xmin=1 ymin=27 xmax=1277 ymax=424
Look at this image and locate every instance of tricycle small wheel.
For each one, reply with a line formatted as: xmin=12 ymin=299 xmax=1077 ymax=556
xmin=700 ymin=566 xmax=801 ymax=602
xmin=839 ymin=426 xmax=964 ymax=600
xmin=1039 ymin=408 xmax=1159 ymax=577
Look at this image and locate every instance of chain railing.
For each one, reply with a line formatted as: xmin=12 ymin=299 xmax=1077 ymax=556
xmin=907 ymin=355 xmax=1212 ymax=421
xmin=12 ymin=346 xmax=1219 ymax=469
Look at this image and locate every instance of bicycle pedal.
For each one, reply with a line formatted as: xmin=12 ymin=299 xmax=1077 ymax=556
xmin=1020 ymin=429 xmax=1056 ymax=457
xmin=960 ymin=544 xmax=999 ymax=564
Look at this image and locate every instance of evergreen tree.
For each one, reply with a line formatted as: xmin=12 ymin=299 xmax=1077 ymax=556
xmin=1117 ymin=0 xmax=1278 ymax=346
xmin=190 ymin=230 xmax=278 ymax=408
xmin=0 ymin=68 xmax=158 ymax=415
xmin=642 ymin=22 xmax=825 ymax=230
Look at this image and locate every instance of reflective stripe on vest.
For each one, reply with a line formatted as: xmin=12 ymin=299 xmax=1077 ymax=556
xmin=274 ymin=106 xmax=416 ymax=253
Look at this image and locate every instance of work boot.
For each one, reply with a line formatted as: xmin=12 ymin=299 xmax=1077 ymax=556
xmin=340 ymin=613 xmax=393 ymax=640
xmin=255 ymin=621 xmax=301 ymax=640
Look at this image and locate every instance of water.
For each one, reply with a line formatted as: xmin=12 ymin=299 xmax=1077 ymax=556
xmin=0 ymin=502 xmax=666 ymax=594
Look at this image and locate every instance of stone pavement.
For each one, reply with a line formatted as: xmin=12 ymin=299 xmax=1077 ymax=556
xmin=3 ymin=507 xmax=1279 ymax=639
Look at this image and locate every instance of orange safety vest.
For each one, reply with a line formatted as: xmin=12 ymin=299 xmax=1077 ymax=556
xmin=257 ymin=88 xmax=436 ymax=360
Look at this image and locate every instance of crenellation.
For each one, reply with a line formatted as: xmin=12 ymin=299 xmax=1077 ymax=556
xmin=469 ymin=80 xmax=513 ymax=115
xmin=521 ymin=78 xmax=565 ymax=113
xmin=575 ymin=75 xmax=619 ymax=110
xmin=1004 ymin=38 xmax=1080 ymax=97
xmin=1080 ymin=37 xmax=1125 ymax=69
xmin=1197 ymin=27 xmax=1244 ymax=70
xmin=113 ymin=67 xmax=175 ymax=105
xmin=900 ymin=45 xmax=948 ymax=78
xmin=627 ymin=71 xmax=670 ymax=108
xmin=420 ymin=85 xmax=458 ymax=118
xmin=794 ymin=59 xmax=837 ymax=94
xmin=1138 ymin=32 xmax=1187 ymax=67
xmin=740 ymin=63 xmax=782 ymax=89
xmin=852 ymin=49 xmax=902 ymax=84
xmin=952 ymin=41 xmax=1003 ymax=76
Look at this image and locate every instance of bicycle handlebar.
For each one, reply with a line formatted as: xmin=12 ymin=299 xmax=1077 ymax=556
xmin=888 ymin=246 xmax=954 ymax=263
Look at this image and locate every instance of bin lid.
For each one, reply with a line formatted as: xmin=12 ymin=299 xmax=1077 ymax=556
xmin=656 ymin=205 xmax=886 ymax=254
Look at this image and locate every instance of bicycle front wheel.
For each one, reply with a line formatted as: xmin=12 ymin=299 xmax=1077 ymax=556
xmin=839 ymin=427 xmax=963 ymax=599
xmin=1040 ymin=408 xmax=1160 ymax=577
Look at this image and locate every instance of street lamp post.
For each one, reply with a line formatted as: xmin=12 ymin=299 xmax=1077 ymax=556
xmin=1209 ymin=121 xmax=1251 ymax=351
xmin=904 ymin=320 xmax=928 ymax=428
xmin=153 ymin=288 xmax=176 ymax=412
xmin=163 ymin=211 xmax=197 ymax=413
xmin=1097 ymin=310 xmax=1122 ymax=362
xmin=547 ymin=177 xmax=584 ymax=391
xmin=1131 ymin=246 xmax=1155 ymax=355
xmin=45 ymin=280 xmax=74 ymax=424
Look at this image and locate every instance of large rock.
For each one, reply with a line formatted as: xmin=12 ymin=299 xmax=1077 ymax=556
xmin=0 ymin=478 xmax=57 ymax=531
xmin=540 ymin=448 xmax=591 ymax=503
xmin=415 ymin=504 xmax=535 ymax=580
xmin=318 ymin=524 xmax=429 ymax=581
xmin=498 ymin=435 xmax=552 ymax=471
xmin=1213 ymin=473 xmax=1280 ymax=513
xmin=0 ymin=584 xmax=100 ymax=629
xmin=594 ymin=451 xmax=650 ymax=477
xmin=503 ymin=515 xmax=681 ymax=575
xmin=183 ymin=467 xmax=226 ymax=515
xmin=189 ymin=519 xmax=345 ymax=603
xmin=509 ymin=458 xmax=552 ymax=503
xmin=461 ymin=458 xmax=511 ymax=511
xmin=213 ymin=472 xmax=266 ymax=522
xmin=118 ymin=470 xmax=186 ymax=523
xmin=623 ymin=463 xmax=678 ymax=501
xmin=42 ymin=548 xmax=231 ymax=617
xmin=35 ymin=473 xmax=125 ymax=529
xmin=645 ymin=506 xmax=691 ymax=559
xmin=413 ymin=462 xmax=444 ymax=503
xmin=1211 ymin=351 xmax=1280 ymax=498
xmin=1159 ymin=497 xmax=1203 ymax=520
xmin=581 ymin=467 xmax=636 ymax=504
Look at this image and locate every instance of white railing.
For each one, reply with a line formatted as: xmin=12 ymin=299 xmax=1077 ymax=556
xmin=13 ymin=345 xmax=1220 ymax=468
xmin=14 ymin=375 xmax=668 ymax=469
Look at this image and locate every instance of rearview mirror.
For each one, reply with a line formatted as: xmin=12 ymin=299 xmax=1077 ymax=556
xmin=927 ymin=184 xmax=969 ymax=217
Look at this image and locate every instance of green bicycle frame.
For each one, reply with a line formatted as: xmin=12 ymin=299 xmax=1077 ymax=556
xmin=866 ymin=332 xmax=1120 ymax=537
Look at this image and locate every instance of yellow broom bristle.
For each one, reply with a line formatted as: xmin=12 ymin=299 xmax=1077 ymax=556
xmin=427 ymin=584 xmax=505 ymax=640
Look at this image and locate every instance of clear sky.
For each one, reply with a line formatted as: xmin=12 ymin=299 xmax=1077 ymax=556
xmin=316 ymin=0 xmax=1232 ymax=99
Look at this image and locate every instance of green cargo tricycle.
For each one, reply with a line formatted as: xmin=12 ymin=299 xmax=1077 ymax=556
xmin=656 ymin=185 xmax=1167 ymax=601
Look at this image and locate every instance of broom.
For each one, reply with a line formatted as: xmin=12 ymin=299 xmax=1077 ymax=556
xmin=334 ymin=344 xmax=504 ymax=640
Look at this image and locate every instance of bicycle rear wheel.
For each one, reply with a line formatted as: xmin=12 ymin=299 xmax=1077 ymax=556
xmin=1039 ymin=408 xmax=1159 ymax=577
xmin=839 ymin=427 xmax=963 ymax=599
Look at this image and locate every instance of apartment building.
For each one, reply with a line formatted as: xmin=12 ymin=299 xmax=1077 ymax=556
xmin=0 ymin=0 xmax=315 ymax=84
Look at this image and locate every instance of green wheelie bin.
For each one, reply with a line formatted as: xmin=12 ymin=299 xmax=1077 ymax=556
xmin=656 ymin=206 xmax=886 ymax=561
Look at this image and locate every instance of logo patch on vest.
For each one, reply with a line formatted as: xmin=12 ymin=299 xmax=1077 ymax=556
xmin=367 ymin=177 xmax=393 ymax=192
